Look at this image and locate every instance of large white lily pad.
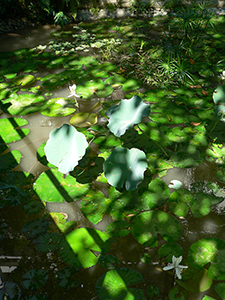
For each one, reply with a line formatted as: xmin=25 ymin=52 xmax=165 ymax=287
xmin=44 ymin=124 xmax=88 ymax=174
xmin=106 ymin=96 xmax=150 ymax=137
xmin=103 ymin=147 xmax=148 ymax=191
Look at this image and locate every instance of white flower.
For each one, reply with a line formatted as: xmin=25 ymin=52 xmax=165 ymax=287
xmin=168 ymin=180 xmax=182 ymax=190
xmin=67 ymin=84 xmax=80 ymax=98
xmin=163 ymin=255 xmax=188 ymax=279
xmin=218 ymin=71 xmax=225 ymax=80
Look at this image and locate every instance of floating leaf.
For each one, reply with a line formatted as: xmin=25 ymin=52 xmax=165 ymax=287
xmin=0 ymin=282 xmax=21 ymax=299
xmin=22 ymin=269 xmax=48 ymax=290
xmin=21 ymin=218 xmax=49 ymax=239
xmin=214 ymin=104 xmax=225 ymax=122
xmin=50 ymin=212 xmax=77 ymax=233
xmin=41 ymin=97 xmax=75 ymax=117
xmin=147 ymin=285 xmax=160 ymax=298
xmin=177 ymin=268 xmax=213 ymax=293
xmin=70 ymin=112 xmax=97 ymax=127
xmin=60 ymin=228 xmax=109 ymax=268
xmin=132 ymin=211 xmax=181 ymax=247
xmin=106 ymin=96 xmax=150 ymax=137
xmin=213 ymin=85 xmax=225 ymax=104
xmin=106 ymin=220 xmax=130 ymax=238
xmin=214 ymin=283 xmax=225 ymax=299
xmin=158 ymin=243 xmax=183 ymax=263
xmin=0 ymin=149 xmax=22 ymax=172
xmin=34 ymin=168 xmax=89 ymax=203
xmin=168 ymin=285 xmax=188 ymax=300
xmin=13 ymin=74 xmax=35 ymax=86
xmin=55 ymin=267 xmax=79 ymax=289
xmin=3 ymin=93 xmax=45 ymax=115
xmin=0 ymin=118 xmax=29 ymax=143
xmin=103 ymin=147 xmax=148 ymax=191
xmin=122 ymin=78 xmax=142 ymax=91
xmin=76 ymin=79 xmax=113 ymax=98
xmin=35 ymin=232 xmax=62 ymax=252
xmin=188 ymin=238 xmax=225 ymax=280
xmin=44 ymin=124 xmax=88 ymax=174
xmin=96 ymin=268 xmax=145 ymax=300
xmin=22 ymin=200 xmax=45 ymax=215
xmin=98 ymin=255 xmax=119 ymax=269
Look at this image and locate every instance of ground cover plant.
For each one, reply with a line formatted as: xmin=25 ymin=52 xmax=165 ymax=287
xmin=2 ymin=4 xmax=225 ymax=299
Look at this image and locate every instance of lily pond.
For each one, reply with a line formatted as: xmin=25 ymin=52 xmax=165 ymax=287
xmin=2 ymin=11 xmax=225 ymax=300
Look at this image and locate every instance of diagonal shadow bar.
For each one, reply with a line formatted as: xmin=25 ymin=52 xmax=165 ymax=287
xmin=45 ymin=169 xmax=74 ymax=203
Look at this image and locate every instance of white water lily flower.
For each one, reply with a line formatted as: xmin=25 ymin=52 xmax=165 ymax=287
xmin=163 ymin=255 xmax=188 ymax=279
xmin=67 ymin=84 xmax=80 ymax=98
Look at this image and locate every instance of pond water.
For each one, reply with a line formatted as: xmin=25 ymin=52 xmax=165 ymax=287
xmin=1 ymin=21 xmax=225 ymax=300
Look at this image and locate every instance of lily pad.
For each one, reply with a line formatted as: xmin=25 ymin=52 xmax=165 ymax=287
xmin=50 ymin=212 xmax=77 ymax=233
xmin=103 ymin=147 xmax=148 ymax=191
xmin=0 ymin=282 xmax=21 ymax=299
xmin=21 ymin=218 xmax=49 ymax=239
xmin=60 ymin=228 xmax=109 ymax=268
xmin=13 ymin=74 xmax=35 ymax=86
xmin=132 ymin=211 xmax=181 ymax=247
xmin=70 ymin=112 xmax=97 ymax=127
xmin=0 ymin=117 xmax=29 ymax=143
xmin=213 ymin=85 xmax=225 ymax=104
xmin=0 ymin=149 xmax=22 ymax=172
xmin=177 ymin=268 xmax=213 ymax=293
xmin=106 ymin=96 xmax=150 ymax=137
xmin=76 ymin=79 xmax=113 ymax=98
xmin=214 ymin=283 xmax=225 ymax=299
xmin=22 ymin=269 xmax=48 ymax=290
xmin=35 ymin=232 xmax=62 ymax=252
xmin=3 ymin=93 xmax=45 ymax=115
xmin=41 ymin=97 xmax=75 ymax=117
xmin=44 ymin=124 xmax=88 ymax=174
xmin=188 ymin=238 xmax=225 ymax=280
xmin=96 ymin=268 xmax=146 ymax=300
xmin=158 ymin=243 xmax=183 ymax=263
xmin=33 ymin=168 xmax=90 ymax=203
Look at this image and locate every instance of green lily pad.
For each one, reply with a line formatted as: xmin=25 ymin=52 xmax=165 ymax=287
xmin=0 ymin=282 xmax=21 ymax=299
xmin=44 ymin=124 xmax=88 ymax=174
xmin=103 ymin=147 xmax=148 ymax=191
xmin=55 ymin=267 xmax=79 ymax=289
xmin=158 ymin=243 xmax=183 ymax=263
xmin=106 ymin=220 xmax=130 ymax=238
xmin=76 ymin=79 xmax=113 ymax=98
xmin=147 ymin=285 xmax=160 ymax=298
xmin=0 ymin=117 xmax=29 ymax=143
xmin=41 ymin=97 xmax=76 ymax=117
xmin=21 ymin=218 xmax=48 ymax=239
xmin=80 ymin=189 xmax=114 ymax=224
xmin=34 ymin=168 xmax=90 ymax=203
xmin=60 ymin=228 xmax=109 ymax=268
xmin=0 ymin=149 xmax=22 ymax=172
xmin=122 ymin=78 xmax=142 ymax=91
xmin=214 ymin=283 xmax=225 ymax=299
xmin=106 ymin=96 xmax=150 ymax=137
xmin=35 ymin=232 xmax=62 ymax=252
xmin=22 ymin=269 xmax=48 ymax=290
xmin=50 ymin=212 xmax=77 ymax=233
xmin=13 ymin=74 xmax=35 ymax=86
xmin=96 ymin=268 xmax=146 ymax=300
xmin=70 ymin=112 xmax=97 ymax=127
xmin=168 ymin=285 xmax=188 ymax=300
xmin=3 ymin=93 xmax=45 ymax=115
xmin=177 ymin=268 xmax=213 ymax=293
xmin=168 ymin=188 xmax=211 ymax=218
xmin=22 ymin=200 xmax=45 ymax=215
xmin=105 ymin=75 xmax=126 ymax=87
xmin=98 ymin=255 xmax=119 ymax=269
xmin=132 ymin=211 xmax=181 ymax=247
xmin=188 ymin=238 xmax=225 ymax=280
